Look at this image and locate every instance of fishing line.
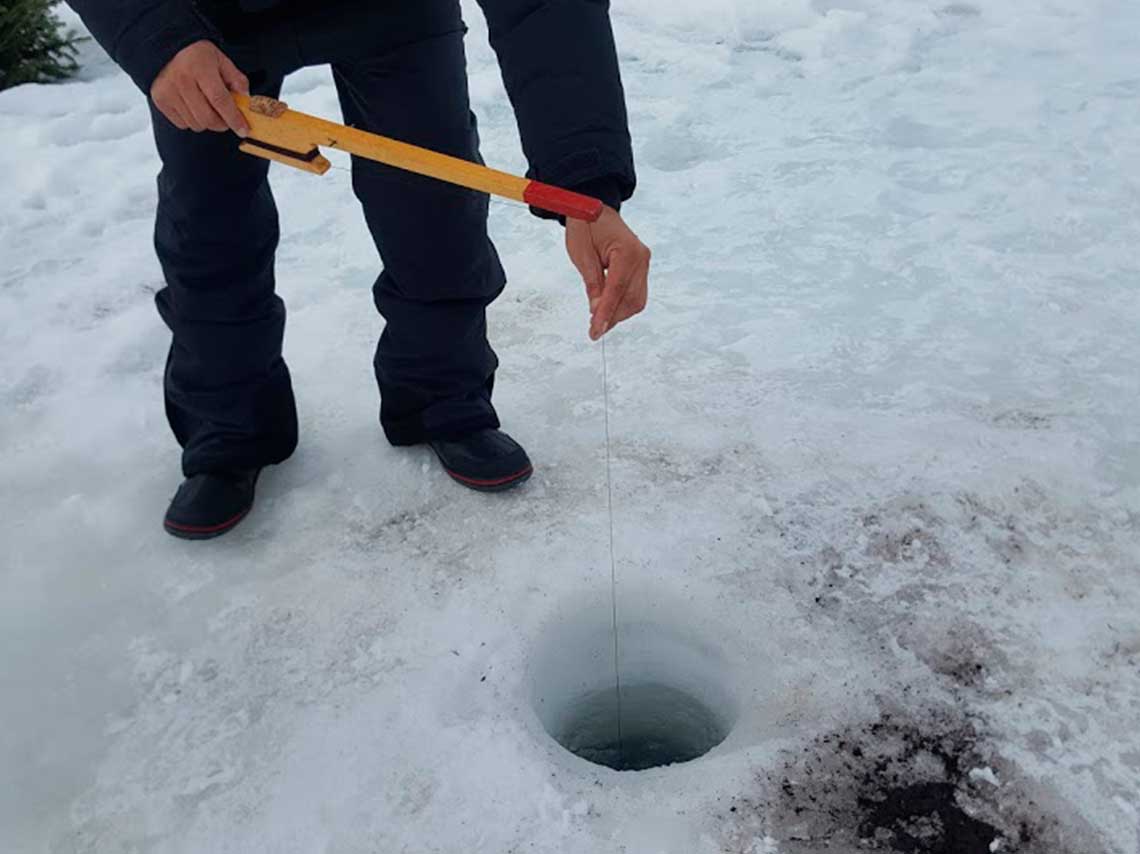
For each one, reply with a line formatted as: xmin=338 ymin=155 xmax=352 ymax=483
xmin=601 ymin=333 xmax=624 ymax=763
xmin=331 ymin=156 xmax=626 ymax=757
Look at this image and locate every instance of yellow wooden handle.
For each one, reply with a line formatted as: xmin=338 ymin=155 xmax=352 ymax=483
xmin=232 ymin=93 xmax=603 ymax=222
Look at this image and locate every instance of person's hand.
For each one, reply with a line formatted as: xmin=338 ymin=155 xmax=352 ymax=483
xmin=566 ymin=206 xmax=651 ymax=341
xmin=150 ymin=40 xmax=251 ymax=136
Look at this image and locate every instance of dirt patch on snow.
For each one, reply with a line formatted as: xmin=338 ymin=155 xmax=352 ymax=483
xmin=718 ymin=706 xmax=1105 ymax=854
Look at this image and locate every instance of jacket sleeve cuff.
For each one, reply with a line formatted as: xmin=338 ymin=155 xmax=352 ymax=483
xmin=527 ymin=149 xmax=636 ymax=224
xmin=115 ymin=2 xmax=212 ymax=93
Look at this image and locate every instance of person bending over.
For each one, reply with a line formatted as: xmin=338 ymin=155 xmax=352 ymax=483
xmin=68 ymin=0 xmax=650 ymax=539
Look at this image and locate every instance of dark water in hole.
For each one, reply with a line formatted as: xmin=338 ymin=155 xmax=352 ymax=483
xmin=558 ymin=682 xmax=728 ymax=771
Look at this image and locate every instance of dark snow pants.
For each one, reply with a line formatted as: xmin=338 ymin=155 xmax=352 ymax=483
xmin=150 ymin=0 xmax=505 ymax=477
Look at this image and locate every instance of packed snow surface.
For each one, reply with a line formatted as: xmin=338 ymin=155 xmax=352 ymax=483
xmin=2 ymin=1 xmax=1139 ymax=852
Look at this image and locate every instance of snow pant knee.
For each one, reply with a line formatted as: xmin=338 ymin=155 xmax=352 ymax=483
xmin=330 ymin=17 xmax=507 ymax=446
xmin=147 ymin=0 xmax=506 ymax=460
xmin=150 ymin=93 xmax=298 ymax=477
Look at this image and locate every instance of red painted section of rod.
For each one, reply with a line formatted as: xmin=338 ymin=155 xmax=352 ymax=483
xmin=522 ymin=181 xmax=605 ymax=222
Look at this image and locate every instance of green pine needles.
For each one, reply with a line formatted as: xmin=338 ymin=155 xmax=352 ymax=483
xmin=0 ymin=0 xmax=82 ymax=90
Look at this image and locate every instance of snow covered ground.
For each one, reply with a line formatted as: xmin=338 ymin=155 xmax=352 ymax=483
xmin=2 ymin=1 xmax=1139 ymax=852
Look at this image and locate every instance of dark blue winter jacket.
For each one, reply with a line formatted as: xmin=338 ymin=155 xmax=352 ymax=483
xmin=66 ymin=0 xmax=636 ymax=212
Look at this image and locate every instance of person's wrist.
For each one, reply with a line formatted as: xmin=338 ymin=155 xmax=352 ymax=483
xmin=569 ymin=176 xmax=624 ymax=214
xmin=531 ymin=175 xmax=627 ymax=225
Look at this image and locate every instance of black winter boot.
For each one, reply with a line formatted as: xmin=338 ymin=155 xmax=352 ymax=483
xmin=163 ymin=469 xmax=260 ymax=540
xmin=429 ymin=429 xmax=533 ymax=492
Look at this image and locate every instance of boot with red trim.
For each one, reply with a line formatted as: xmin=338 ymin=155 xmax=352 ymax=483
xmin=163 ymin=469 xmax=260 ymax=540
xmin=429 ymin=429 xmax=533 ymax=492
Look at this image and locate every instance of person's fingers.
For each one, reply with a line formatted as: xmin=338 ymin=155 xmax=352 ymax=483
xmin=611 ymin=287 xmax=646 ymax=327
xmin=172 ymin=91 xmax=204 ymax=131
xmin=182 ymin=85 xmax=226 ymax=132
xmin=590 ymin=247 xmax=635 ymax=341
xmin=153 ymin=91 xmax=189 ymax=130
xmin=566 ymin=222 xmax=605 ymax=315
xmin=201 ymin=73 xmax=249 ymax=137
xmin=217 ymin=53 xmax=250 ymax=95
xmin=592 ymin=240 xmax=651 ymax=339
xmin=166 ymin=103 xmax=189 ymax=131
xmin=181 ymin=80 xmax=225 ymax=133
xmin=611 ymin=257 xmax=650 ymax=326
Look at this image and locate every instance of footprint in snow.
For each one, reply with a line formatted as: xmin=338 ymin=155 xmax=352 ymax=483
xmin=40 ymin=110 xmax=148 ymax=147
xmin=641 ymin=123 xmax=715 ymax=172
xmin=938 ymin=2 xmax=981 ymax=17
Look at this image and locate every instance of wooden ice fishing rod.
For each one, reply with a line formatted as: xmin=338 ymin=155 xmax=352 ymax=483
xmin=231 ymin=93 xmax=604 ymax=223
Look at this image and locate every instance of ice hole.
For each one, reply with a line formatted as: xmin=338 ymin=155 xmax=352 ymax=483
xmin=555 ymin=681 xmax=729 ymax=771
xmin=529 ymin=595 xmax=737 ymax=771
